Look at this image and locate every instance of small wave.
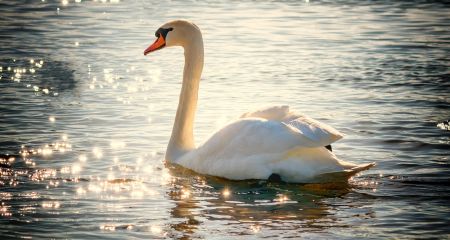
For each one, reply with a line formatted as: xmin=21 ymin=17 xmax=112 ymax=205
xmin=437 ymin=120 xmax=450 ymax=131
xmin=107 ymin=178 xmax=135 ymax=184
xmin=397 ymin=177 xmax=450 ymax=186
xmin=379 ymin=139 xmax=450 ymax=151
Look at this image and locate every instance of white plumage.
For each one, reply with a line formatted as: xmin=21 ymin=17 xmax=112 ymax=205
xmin=176 ymin=106 xmax=373 ymax=183
xmin=144 ymin=20 xmax=374 ymax=183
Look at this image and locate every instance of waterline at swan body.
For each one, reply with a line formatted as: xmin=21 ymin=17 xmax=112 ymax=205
xmin=144 ymin=20 xmax=374 ymax=183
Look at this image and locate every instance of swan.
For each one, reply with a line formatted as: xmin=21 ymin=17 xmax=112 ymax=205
xmin=143 ymin=20 xmax=374 ymax=183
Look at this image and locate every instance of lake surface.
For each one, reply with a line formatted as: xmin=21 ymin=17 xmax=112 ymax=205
xmin=1 ymin=0 xmax=449 ymax=239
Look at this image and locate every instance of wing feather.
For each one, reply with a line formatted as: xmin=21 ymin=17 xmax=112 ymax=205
xmin=241 ymin=105 xmax=344 ymax=146
xmin=240 ymin=105 xmax=290 ymax=121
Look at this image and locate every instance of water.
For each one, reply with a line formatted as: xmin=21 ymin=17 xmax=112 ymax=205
xmin=1 ymin=0 xmax=449 ymax=239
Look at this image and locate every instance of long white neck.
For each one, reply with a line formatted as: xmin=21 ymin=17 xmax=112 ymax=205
xmin=166 ymin=34 xmax=204 ymax=162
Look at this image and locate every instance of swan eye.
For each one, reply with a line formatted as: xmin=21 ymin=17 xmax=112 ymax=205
xmin=155 ymin=27 xmax=174 ymax=39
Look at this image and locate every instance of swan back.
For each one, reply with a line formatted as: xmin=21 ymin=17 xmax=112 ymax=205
xmin=241 ymin=106 xmax=343 ymax=147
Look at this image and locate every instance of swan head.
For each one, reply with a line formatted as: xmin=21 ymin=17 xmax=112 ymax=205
xmin=144 ymin=20 xmax=201 ymax=55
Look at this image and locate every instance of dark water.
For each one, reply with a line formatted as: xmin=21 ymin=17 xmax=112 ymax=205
xmin=1 ymin=0 xmax=449 ymax=239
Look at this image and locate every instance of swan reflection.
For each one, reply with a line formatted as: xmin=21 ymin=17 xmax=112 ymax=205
xmin=165 ymin=164 xmax=374 ymax=238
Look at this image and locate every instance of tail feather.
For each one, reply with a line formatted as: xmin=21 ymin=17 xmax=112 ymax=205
xmin=314 ymin=162 xmax=376 ymax=183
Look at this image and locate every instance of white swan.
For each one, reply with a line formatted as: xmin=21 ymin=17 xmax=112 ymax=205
xmin=144 ymin=20 xmax=374 ymax=183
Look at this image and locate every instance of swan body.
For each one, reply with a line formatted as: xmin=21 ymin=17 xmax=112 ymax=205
xmin=144 ymin=20 xmax=374 ymax=183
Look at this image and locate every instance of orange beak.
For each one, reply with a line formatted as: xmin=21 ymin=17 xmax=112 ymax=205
xmin=144 ymin=34 xmax=166 ymax=55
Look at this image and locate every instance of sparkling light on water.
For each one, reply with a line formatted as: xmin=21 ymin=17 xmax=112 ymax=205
xmin=79 ymin=154 xmax=87 ymax=162
xmin=0 ymin=1 xmax=448 ymax=239
xmin=92 ymin=147 xmax=103 ymax=159
xmin=222 ymin=188 xmax=231 ymax=198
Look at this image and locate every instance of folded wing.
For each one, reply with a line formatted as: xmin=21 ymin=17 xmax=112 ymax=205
xmin=241 ymin=105 xmax=343 ymax=147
